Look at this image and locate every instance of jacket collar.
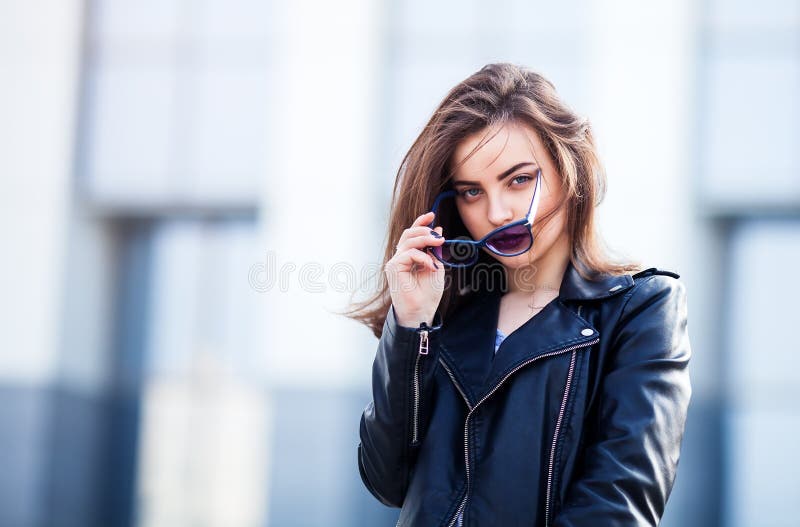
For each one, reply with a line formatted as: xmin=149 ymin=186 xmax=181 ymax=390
xmin=438 ymin=261 xmax=633 ymax=406
xmin=439 ymin=294 xmax=597 ymax=406
xmin=557 ymin=260 xmax=634 ymax=301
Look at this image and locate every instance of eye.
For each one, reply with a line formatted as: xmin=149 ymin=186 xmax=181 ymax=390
xmin=511 ymin=174 xmax=533 ymax=186
xmin=458 ymin=188 xmax=482 ymax=199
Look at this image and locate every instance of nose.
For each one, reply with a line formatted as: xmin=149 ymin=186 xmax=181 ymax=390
xmin=486 ymin=193 xmax=515 ymax=227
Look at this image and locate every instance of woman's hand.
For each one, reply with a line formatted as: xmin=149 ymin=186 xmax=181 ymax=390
xmin=384 ymin=211 xmax=445 ymax=327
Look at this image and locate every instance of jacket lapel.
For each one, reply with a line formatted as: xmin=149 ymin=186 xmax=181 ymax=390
xmin=438 ymin=261 xmax=634 ymax=406
xmin=440 ymin=292 xmax=598 ymax=405
xmin=439 ymin=289 xmax=501 ymax=406
xmin=482 ymin=297 xmax=598 ymax=396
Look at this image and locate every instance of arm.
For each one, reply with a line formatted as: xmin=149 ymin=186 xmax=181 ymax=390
xmin=357 ymin=304 xmax=443 ymax=507
xmin=552 ymin=275 xmax=692 ymax=526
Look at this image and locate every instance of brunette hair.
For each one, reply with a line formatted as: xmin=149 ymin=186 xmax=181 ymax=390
xmin=343 ymin=63 xmax=642 ymax=338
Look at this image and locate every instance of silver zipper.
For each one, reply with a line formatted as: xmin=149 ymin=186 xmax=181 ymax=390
xmin=399 ymin=326 xmax=432 ymax=527
xmin=543 ymin=304 xmax=586 ymax=526
xmin=419 ymin=329 xmax=429 ymax=355
xmin=544 ymin=348 xmax=578 ymax=527
xmin=412 ymin=327 xmax=430 ymax=445
xmin=440 ymin=337 xmax=598 ymax=527
xmin=439 ymin=361 xmax=470 ymax=527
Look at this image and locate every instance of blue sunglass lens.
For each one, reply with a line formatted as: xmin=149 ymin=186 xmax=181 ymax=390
xmin=433 ymin=240 xmax=478 ymax=266
xmin=485 ymin=224 xmax=533 ymax=255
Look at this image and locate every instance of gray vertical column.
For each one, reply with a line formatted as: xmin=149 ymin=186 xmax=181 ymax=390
xmin=260 ymin=0 xmax=401 ymax=525
xmin=0 ymin=0 xmax=84 ymax=526
xmin=696 ymin=1 xmax=800 ymax=526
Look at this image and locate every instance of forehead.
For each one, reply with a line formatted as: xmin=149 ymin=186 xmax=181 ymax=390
xmin=451 ymin=122 xmax=541 ymax=179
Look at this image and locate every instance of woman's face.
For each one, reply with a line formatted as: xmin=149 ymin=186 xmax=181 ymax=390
xmin=449 ymin=121 xmax=570 ymax=272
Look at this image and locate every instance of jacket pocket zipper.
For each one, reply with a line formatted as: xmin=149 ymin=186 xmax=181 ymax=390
xmin=411 ymin=323 xmax=430 ymax=445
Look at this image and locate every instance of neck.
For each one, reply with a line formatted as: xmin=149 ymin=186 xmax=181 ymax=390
xmin=505 ymin=235 xmax=571 ymax=295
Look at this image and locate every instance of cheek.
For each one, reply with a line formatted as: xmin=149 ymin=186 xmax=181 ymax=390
xmin=455 ymin=204 xmax=480 ymax=237
xmin=534 ymin=206 xmax=569 ymax=242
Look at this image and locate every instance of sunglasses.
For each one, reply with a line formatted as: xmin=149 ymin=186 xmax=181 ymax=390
xmin=426 ymin=169 xmax=542 ymax=268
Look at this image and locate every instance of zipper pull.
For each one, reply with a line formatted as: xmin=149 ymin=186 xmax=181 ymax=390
xmin=417 ymin=322 xmax=430 ymax=355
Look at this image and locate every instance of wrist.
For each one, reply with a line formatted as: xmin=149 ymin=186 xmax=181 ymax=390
xmin=396 ymin=312 xmax=435 ymax=329
xmin=392 ymin=304 xmax=439 ymax=329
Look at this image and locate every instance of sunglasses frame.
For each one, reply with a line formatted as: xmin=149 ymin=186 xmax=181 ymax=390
xmin=426 ymin=169 xmax=543 ymax=268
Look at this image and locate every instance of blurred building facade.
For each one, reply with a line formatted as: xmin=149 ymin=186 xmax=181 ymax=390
xmin=0 ymin=1 xmax=798 ymax=526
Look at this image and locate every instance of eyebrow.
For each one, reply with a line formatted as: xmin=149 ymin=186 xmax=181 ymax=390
xmin=451 ymin=162 xmax=538 ymax=187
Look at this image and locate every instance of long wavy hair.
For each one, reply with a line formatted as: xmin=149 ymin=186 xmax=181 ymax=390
xmin=343 ymin=63 xmax=642 ymax=338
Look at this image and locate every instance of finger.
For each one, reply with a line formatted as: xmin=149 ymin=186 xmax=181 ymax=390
xmin=398 ymin=225 xmax=445 ymax=246
xmin=399 ymin=248 xmax=439 ymax=272
xmin=411 ymin=211 xmax=436 ymax=228
xmin=396 ymin=231 xmax=445 ymax=257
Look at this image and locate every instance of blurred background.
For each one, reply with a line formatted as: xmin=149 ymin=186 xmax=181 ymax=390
xmin=1 ymin=0 xmax=798 ymax=526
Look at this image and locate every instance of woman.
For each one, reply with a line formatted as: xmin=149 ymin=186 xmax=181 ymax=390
xmin=347 ymin=63 xmax=691 ymax=526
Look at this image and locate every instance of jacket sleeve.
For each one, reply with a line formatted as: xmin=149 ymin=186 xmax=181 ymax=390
xmin=357 ymin=304 xmax=443 ymax=508
xmin=552 ymin=275 xmax=692 ymax=527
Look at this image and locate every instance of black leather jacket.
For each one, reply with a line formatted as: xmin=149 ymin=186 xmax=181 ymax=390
xmin=358 ymin=262 xmax=692 ymax=526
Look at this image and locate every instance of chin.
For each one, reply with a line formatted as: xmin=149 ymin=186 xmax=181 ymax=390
xmin=489 ymin=253 xmax=540 ymax=271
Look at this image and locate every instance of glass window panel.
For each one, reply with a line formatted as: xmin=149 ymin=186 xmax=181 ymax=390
xmin=727 ymin=220 xmax=800 ymax=390
xmin=91 ymin=0 xmax=182 ymax=43
xmin=136 ymin=219 xmax=267 ymax=527
xmin=703 ymin=58 xmax=799 ymax=204
xmin=191 ymin=0 xmax=273 ymax=41
xmin=176 ymin=69 xmax=271 ymax=201
xmin=82 ymin=0 xmax=271 ymax=205
xmin=83 ymin=65 xmax=176 ymax=201
xmin=144 ymin=220 xmax=262 ymax=379
xmin=396 ymin=0 xmax=480 ymax=34
xmin=707 ymin=0 xmax=800 ymax=31
xmin=507 ymin=0 xmax=591 ymax=32
xmin=724 ymin=410 xmax=800 ymax=527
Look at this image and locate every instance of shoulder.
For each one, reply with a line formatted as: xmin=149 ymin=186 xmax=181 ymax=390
xmin=625 ymin=267 xmax=686 ymax=304
xmin=616 ymin=266 xmax=689 ymax=336
xmin=586 ymin=266 xmax=692 ymax=371
xmin=631 ymin=267 xmax=681 ymax=281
